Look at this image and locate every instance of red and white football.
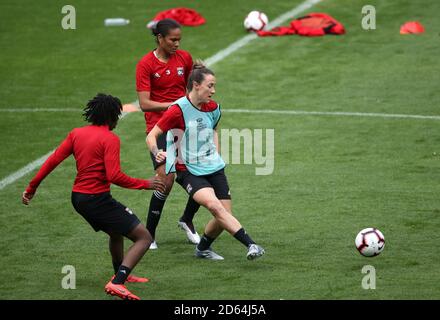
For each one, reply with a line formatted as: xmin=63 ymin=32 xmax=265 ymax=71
xmin=355 ymin=228 xmax=385 ymax=257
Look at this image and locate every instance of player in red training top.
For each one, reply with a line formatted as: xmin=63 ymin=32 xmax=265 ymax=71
xmin=22 ymin=93 xmax=165 ymax=300
xmin=136 ymin=18 xmax=201 ymax=249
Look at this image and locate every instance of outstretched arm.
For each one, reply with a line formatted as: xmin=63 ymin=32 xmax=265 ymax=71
xmin=22 ymin=133 xmax=74 ymax=205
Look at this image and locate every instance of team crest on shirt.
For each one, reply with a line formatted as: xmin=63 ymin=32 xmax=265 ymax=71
xmin=177 ymin=67 xmax=184 ymax=76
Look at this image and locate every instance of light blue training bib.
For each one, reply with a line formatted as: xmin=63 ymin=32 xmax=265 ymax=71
xmin=166 ymin=96 xmax=225 ymax=176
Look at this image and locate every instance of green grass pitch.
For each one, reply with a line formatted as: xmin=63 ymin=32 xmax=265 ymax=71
xmin=1 ymin=0 xmax=440 ymax=299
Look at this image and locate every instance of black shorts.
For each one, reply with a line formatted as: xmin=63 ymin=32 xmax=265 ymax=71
xmin=176 ymin=168 xmax=231 ymax=200
xmin=148 ymin=133 xmax=167 ymax=170
xmin=71 ymin=192 xmax=141 ymax=236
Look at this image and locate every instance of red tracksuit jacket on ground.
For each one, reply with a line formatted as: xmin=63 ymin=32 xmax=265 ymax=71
xmin=257 ymin=13 xmax=345 ymax=37
xmin=26 ymin=125 xmax=151 ymax=194
xmin=151 ymin=8 xmax=206 ymax=26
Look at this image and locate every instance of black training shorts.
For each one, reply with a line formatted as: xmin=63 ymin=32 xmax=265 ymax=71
xmin=148 ymin=133 xmax=167 ymax=170
xmin=176 ymin=168 xmax=231 ymax=200
xmin=71 ymin=192 xmax=141 ymax=236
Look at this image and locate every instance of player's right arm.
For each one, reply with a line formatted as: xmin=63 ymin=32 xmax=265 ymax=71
xmin=104 ymin=134 xmax=165 ymax=192
xmin=137 ymin=91 xmax=171 ymax=112
xmin=146 ymin=104 xmax=183 ymax=163
xmin=22 ymin=132 xmax=74 ymax=205
xmin=146 ymin=124 xmax=166 ymax=163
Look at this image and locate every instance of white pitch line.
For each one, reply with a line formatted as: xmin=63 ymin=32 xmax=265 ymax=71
xmin=205 ymin=0 xmax=323 ymax=67
xmin=2 ymin=108 xmax=132 ymax=114
xmin=0 ymin=150 xmax=55 ymax=191
xmin=1 ymin=108 xmax=80 ymax=112
xmin=0 ymin=0 xmax=323 ymax=191
xmin=5 ymin=107 xmax=440 ymax=121
xmin=0 ymin=112 xmax=131 ymax=191
xmin=222 ymin=109 xmax=440 ymax=120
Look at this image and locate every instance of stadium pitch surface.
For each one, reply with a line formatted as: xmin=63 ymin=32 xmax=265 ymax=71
xmin=1 ymin=0 xmax=440 ymax=299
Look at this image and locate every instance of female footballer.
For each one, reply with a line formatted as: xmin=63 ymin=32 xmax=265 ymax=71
xmin=136 ymin=18 xmax=201 ymax=249
xmin=22 ymin=93 xmax=165 ymax=300
xmin=146 ymin=65 xmax=265 ymax=260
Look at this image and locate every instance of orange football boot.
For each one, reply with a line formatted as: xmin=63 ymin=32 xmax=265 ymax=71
xmin=104 ymin=281 xmax=140 ymax=300
xmin=110 ymin=274 xmax=150 ymax=283
xmin=126 ymin=275 xmax=150 ymax=283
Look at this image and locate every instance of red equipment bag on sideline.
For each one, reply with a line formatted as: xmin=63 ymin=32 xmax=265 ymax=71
xmin=149 ymin=7 xmax=206 ymax=27
xmin=257 ymin=13 xmax=345 ymax=37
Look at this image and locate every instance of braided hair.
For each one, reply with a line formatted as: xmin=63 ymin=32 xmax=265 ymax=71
xmin=82 ymin=93 xmax=122 ymax=129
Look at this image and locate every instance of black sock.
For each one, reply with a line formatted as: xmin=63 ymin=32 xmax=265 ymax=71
xmin=233 ymin=228 xmax=256 ymax=248
xmin=146 ymin=190 xmax=168 ymax=239
xmin=112 ymin=260 xmax=122 ymax=274
xmin=112 ymin=265 xmax=131 ymax=285
xmin=179 ymin=197 xmax=200 ymax=233
xmin=197 ymin=234 xmax=216 ymax=251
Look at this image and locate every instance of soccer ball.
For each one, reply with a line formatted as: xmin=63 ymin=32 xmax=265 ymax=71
xmin=244 ymin=11 xmax=269 ymax=32
xmin=355 ymin=228 xmax=385 ymax=257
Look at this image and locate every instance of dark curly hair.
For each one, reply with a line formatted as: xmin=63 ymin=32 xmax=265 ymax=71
xmin=82 ymin=93 xmax=122 ymax=129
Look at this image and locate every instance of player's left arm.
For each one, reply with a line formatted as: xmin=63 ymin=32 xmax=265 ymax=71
xmin=213 ymin=105 xmax=221 ymax=152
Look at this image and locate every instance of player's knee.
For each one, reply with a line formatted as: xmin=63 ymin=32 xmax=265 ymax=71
xmin=143 ymin=229 xmax=153 ymax=245
xmin=205 ymin=200 xmax=225 ymax=217
xmin=164 ymin=181 xmax=174 ymax=193
xmin=137 ymin=231 xmax=152 ymax=251
xmin=158 ymin=173 xmax=174 ymax=193
xmin=129 ymin=224 xmax=151 ymax=244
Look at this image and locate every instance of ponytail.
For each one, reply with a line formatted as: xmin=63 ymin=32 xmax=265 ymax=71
xmin=187 ymin=60 xmax=215 ymax=92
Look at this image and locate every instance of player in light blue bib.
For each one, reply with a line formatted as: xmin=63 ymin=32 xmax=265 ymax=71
xmin=146 ymin=63 xmax=265 ymax=260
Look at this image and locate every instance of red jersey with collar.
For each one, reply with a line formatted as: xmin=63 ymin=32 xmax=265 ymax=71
xmin=156 ymin=98 xmax=219 ymax=171
xmin=136 ymin=49 xmax=193 ymax=133
xmin=26 ymin=125 xmax=151 ymax=194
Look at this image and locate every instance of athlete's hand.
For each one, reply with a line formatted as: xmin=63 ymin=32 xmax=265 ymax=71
xmin=155 ymin=151 xmax=167 ymax=163
xmin=22 ymin=191 xmax=35 ymax=205
xmin=150 ymin=176 xmax=166 ymax=193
